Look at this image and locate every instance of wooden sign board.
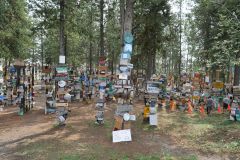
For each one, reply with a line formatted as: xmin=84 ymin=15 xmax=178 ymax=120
xmin=55 ymin=103 xmax=68 ymax=107
xmin=98 ymin=66 xmax=108 ymax=71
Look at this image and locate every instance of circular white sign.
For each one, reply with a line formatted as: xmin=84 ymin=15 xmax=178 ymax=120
xmin=58 ymin=80 xmax=66 ymax=87
xmin=123 ymin=113 xmax=130 ymax=121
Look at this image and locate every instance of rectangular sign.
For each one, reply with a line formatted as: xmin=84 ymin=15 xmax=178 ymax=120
xmin=124 ymin=44 xmax=132 ymax=53
xmin=120 ymin=59 xmax=129 ymax=65
xmin=147 ymin=82 xmax=160 ymax=94
xmin=150 ymin=114 xmax=157 ymax=126
xmin=59 ymin=56 xmax=65 ymax=64
xmin=119 ymin=73 xmax=128 ymax=80
xmin=112 ymin=129 xmax=132 ymax=143
xmin=121 ymin=52 xmax=131 ymax=59
xmin=128 ymin=64 xmax=133 ymax=69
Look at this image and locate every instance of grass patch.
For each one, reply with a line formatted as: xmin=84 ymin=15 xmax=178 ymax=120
xmin=158 ymin=111 xmax=240 ymax=154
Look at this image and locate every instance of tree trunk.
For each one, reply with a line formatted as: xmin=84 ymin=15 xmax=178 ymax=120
xmin=89 ymin=0 xmax=93 ymax=74
xmin=59 ymin=0 xmax=65 ymax=59
xmin=124 ymin=0 xmax=133 ymax=33
xmin=40 ymin=30 xmax=44 ymax=69
xmin=99 ymin=0 xmax=104 ymax=56
xmin=233 ymin=65 xmax=240 ymax=86
xmin=120 ymin=0 xmax=125 ymax=49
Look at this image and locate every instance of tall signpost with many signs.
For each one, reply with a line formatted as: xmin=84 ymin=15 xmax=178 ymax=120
xmin=95 ymin=57 xmax=107 ymax=124
xmin=112 ymin=0 xmax=135 ymax=143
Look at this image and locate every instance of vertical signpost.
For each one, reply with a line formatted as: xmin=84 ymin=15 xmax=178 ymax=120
xmin=112 ymin=31 xmax=135 ymax=143
xmin=95 ymin=57 xmax=107 ymax=124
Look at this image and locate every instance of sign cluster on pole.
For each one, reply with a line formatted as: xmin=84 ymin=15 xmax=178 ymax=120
xmin=112 ymin=31 xmax=135 ymax=143
xmin=95 ymin=56 xmax=107 ymax=124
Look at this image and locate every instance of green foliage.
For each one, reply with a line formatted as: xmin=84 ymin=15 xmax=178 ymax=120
xmin=0 ymin=0 xmax=32 ymax=60
xmin=191 ymin=0 xmax=240 ymax=71
xmin=133 ymin=0 xmax=171 ymax=78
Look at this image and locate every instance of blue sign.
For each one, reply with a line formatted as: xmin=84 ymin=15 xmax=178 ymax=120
xmin=80 ymin=75 xmax=85 ymax=81
xmin=10 ymin=66 xmax=16 ymax=73
xmin=121 ymin=52 xmax=131 ymax=59
xmin=124 ymin=32 xmax=133 ymax=44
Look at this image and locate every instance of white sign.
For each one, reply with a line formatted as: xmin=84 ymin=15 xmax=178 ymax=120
xmin=59 ymin=55 xmax=65 ymax=64
xmin=205 ymin=76 xmax=209 ymax=83
xmin=129 ymin=115 xmax=136 ymax=121
xmin=150 ymin=114 xmax=158 ymax=126
xmin=124 ymin=44 xmax=132 ymax=53
xmin=120 ymin=59 xmax=129 ymax=65
xmin=128 ymin=64 xmax=133 ymax=69
xmin=119 ymin=73 xmax=128 ymax=80
xmin=147 ymin=82 xmax=161 ymax=94
xmin=99 ymin=82 xmax=106 ymax=87
xmin=112 ymin=129 xmax=132 ymax=143
xmin=58 ymin=80 xmax=66 ymax=87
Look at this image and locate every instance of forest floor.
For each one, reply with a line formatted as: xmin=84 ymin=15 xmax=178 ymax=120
xmin=0 ymin=91 xmax=240 ymax=160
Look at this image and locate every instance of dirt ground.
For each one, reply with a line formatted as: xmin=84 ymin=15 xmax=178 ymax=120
xmin=0 ymin=92 xmax=239 ymax=160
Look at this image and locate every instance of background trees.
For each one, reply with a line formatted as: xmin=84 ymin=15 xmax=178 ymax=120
xmin=1 ymin=0 xmax=240 ymax=84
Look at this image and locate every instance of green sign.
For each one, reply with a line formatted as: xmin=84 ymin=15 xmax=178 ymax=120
xmin=124 ymin=32 xmax=133 ymax=44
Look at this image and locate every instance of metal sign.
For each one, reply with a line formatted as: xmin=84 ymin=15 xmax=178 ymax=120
xmin=119 ymin=65 xmax=129 ymax=72
xmin=124 ymin=43 xmax=132 ymax=53
xmin=127 ymin=64 xmax=133 ymax=69
xmin=119 ymin=73 xmax=128 ymax=80
xmin=58 ymin=80 xmax=66 ymax=88
xmin=120 ymin=59 xmax=129 ymax=65
xmin=147 ymin=81 xmax=161 ymax=94
xmin=121 ymin=52 xmax=131 ymax=59
xmin=124 ymin=32 xmax=133 ymax=44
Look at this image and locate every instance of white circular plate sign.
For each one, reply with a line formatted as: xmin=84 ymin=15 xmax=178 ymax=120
xmin=58 ymin=80 xmax=66 ymax=87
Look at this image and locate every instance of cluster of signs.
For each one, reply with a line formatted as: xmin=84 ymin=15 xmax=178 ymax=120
xmin=118 ymin=32 xmax=133 ymax=82
xmin=55 ymin=66 xmax=68 ymax=81
xmin=112 ymin=32 xmax=135 ymax=143
xmin=95 ymin=56 xmax=107 ymax=124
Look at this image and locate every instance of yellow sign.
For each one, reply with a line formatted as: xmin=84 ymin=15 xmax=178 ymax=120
xmin=192 ymin=96 xmax=200 ymax=100
xmin=143 ymin=107 xmax=150 ymax=118
xmin=212 ymin=82 xmax=224 ymax=89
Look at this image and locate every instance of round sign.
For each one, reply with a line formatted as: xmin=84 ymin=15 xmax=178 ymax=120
xmin=124 ymin=32 xmax=133 ymax=44
xmin=64 ymin=93 xmax=71 ymax=101
xmin=123 ymin=113 xmax=130 ymax=121
xmin=58 ymin=80 xmax=66 ymax=88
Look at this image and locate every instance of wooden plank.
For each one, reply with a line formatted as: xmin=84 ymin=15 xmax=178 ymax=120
xmin=98 ymin=66 xmax=108 ymax=71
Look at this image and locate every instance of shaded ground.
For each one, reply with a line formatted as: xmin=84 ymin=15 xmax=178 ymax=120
xmin=0 ymin=92 xmax=239 ymax=160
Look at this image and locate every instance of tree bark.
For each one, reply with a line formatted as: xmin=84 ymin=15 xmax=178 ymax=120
xmin=89 ymin=0 xmax=93 ymax=74
xmin=99 ymin=0 xmax=104 ymax=56
xmin=124 ymin=0 xmax=133 ymax=33
xmin=233 ymin=54 xmax=240 ymax=86
xmin=120 ymin=0 xmax=125 ymax=49
xmin=59 ymin=0 xmax=65 ymax=59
